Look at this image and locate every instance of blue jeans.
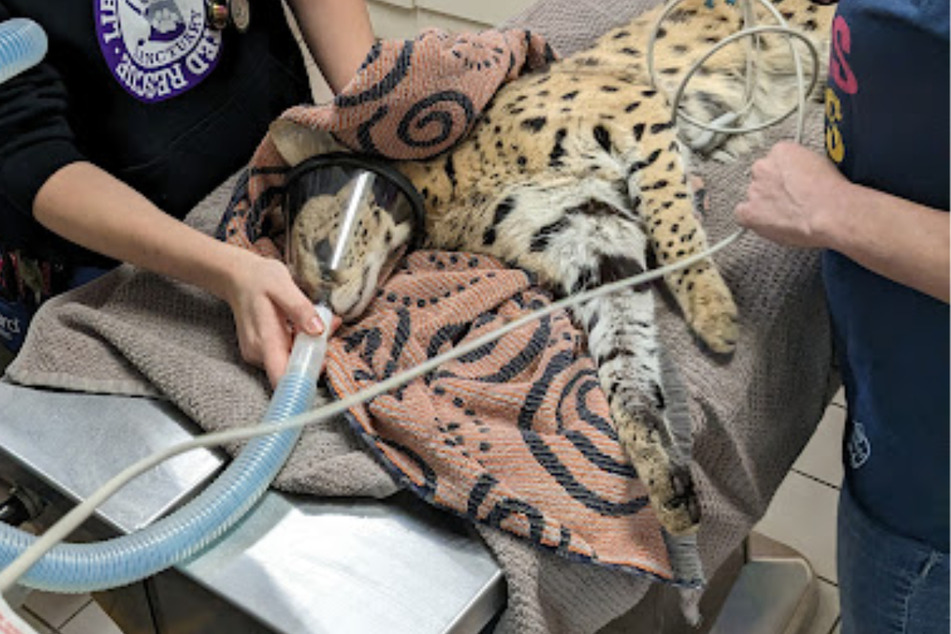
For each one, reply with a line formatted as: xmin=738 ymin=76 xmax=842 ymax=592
xmin=838 ymin=482 xmax=950 ymax=634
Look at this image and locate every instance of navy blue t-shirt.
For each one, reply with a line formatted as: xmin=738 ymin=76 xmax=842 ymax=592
xmin=823 ymin=0 xmax=949 ymax=551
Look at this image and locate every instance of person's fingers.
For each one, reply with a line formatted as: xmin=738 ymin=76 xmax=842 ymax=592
xmin=735 ymin=201 xmax=752 ymax=226
xmin=235 ymin=319 xmax=262 ymax=365
xmin=263 ymin=353 xmax=285 ymax=389
xmin=269 ymin=273 xmax=324 ymax=335
xmin=260 ymin=323 xmax=292 ymax=388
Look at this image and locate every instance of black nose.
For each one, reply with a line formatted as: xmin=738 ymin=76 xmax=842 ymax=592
xmin=314 ymin=238 xmax=334 ymax=274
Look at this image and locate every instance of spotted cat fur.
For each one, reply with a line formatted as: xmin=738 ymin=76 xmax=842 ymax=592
xmin=274 ymin=0 xmax=834 ymax=535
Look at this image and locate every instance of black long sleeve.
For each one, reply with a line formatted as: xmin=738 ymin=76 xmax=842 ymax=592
xmin=0 ymin=0 xmax=310 ymax=263
xmin=0 ymin=2 xmax=85 ymax=252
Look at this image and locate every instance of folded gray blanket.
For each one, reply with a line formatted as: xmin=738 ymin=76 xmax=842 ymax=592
xmin=5 ymin=0 xmax=838 ymax=632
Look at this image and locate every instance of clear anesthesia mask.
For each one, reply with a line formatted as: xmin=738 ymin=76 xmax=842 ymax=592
xmin=283 ymin=153 xmax=424 ymax=319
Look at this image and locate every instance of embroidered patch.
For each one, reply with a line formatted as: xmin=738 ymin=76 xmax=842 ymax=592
xmin=95 ymin=0 xmax=222 ymax=103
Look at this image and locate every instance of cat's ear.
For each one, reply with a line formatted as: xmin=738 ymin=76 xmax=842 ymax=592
xmin=269 ymin=119 xmax=346 ymax=166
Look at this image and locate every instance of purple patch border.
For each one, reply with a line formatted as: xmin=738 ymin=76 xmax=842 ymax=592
xmin=93 ymin=0 xmax=222 ymax=104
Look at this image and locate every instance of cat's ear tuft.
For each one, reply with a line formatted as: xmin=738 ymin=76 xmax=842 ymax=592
xmin=270 ymin=119 xmax=345 ymax=166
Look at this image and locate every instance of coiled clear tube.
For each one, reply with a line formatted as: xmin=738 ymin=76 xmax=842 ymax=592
xmin=0 ymin=18 xmax=48 ymax=85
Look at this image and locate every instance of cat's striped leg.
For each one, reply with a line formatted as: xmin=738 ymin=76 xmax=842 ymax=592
xmin=568 ymin=259 xmax=700 ymax=536
xmin=620 ymin=119 xmax=739 ymax=353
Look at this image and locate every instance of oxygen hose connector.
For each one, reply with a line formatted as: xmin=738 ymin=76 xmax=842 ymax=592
xmin=0 ymin=18 xmax=48 ymax=86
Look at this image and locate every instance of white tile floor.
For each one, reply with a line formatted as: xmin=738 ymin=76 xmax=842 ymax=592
xmin=753 ymin=390 xmax=847 ymax=634
xmin=3 ymin=391 xmax=848 ymax=633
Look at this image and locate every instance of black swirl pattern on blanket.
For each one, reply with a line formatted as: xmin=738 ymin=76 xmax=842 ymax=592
xmin=323 ymin=252 xmax=679 ymax=582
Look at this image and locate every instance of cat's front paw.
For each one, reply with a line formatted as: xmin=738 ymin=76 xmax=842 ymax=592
xmin=612 ymin=404 xmax=702 ymax=535
xmin=686 ymin=271 xmax=738 ymax=354
xmin=691 ymin=300 xmax=738 ymax=354
xmin=651 ymin=463 xmax=701 ymax=536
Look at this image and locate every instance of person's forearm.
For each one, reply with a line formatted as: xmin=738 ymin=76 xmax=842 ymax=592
xmin=33 ymin=161 xmax=242 ymax=301
xmin=816 ymin=182 xmax=949 ymax=303
xmin=286 ymin=0 xmax=375 ymax=93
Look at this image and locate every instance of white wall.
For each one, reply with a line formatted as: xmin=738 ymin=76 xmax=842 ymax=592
xmin=367 ymin=0 xmax=537 ymax=39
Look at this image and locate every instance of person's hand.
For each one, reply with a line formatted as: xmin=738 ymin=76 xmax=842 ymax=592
xmin=735 ymin=140 xmax=849 ymax=248
xmin=223 ymin=250 xmax=327 ymax=387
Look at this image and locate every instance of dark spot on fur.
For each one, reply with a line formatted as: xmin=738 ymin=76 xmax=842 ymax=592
xmin=642 ymin=89 xmax=657 ymax=97
xmin=653 ymin=384 xmax=665 ymax=409
xmin=598 ymin=254 xmax=646 ymax=283
xmin=632 ymin=123 xmax=646 ymax=141
xmin=612 ymin=30 xmax=630 ymax=39
xmin=517 ymin=155 xmax=528 ymax=167
xmin=620 ymin=47 xmax=641 ymax=57
xmin=492 ymin=196 xmax=516 ymax=227
xmin=628 ymin=147 xmax=661 ymax=175
xmin=650 ymin=121 xmax=675 ymax=133
xmin=696 ymin=90 xmax=730 ymax=113
xmin=625 ymin=101 xmax=641 ymax=113
xmin=668 ymin=7 xmax=697 ymax=22
xmin=655 ymin=27 xmax=667 ymax=38
xmin=521 ymin=116 xmax=547 ymax=132
xmin=593 ymin=125 xmax=612 ymax=152
xmin=562 ymin=90 xmax=579 ymax=100
xmin=444 ymin=155 xmax=457 ymax=189
xmin=599 ymin=348 xmax=634 ymax=366
xmin=601 ymin=85 xmax=620 ymax=92
xmin=568 ymin=200 xmax=618 ymax=217
xmin=529 ymin=217 xmax=571 ymax=251
xmin=549 ymin=128 xmax=568 ymax=167
xmin=570 ymin=266 xmax=597 ymax=293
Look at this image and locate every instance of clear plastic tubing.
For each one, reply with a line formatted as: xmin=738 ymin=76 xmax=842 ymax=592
xmin=0 ymin=305 xmax=333 ymax=592
xmin=0 ymin=18 xmax=48 ymax=85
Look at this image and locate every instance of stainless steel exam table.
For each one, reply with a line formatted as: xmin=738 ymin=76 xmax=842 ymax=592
xmin=0 ymin=381 xmax=505 ymax=633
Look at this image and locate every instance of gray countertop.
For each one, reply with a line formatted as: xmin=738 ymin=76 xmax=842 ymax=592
xmin=0 ymin=381 xmax=504 ymax=633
